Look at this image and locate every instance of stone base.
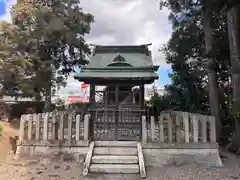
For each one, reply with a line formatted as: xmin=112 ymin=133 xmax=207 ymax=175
xmin=89 ymin=164 xmax=139 ymax=173
xmin=15 ymin=141 xmax=89 ymax=162
xmin=15 ymin=142 xmax=223 ymax=167
xmin=142 ymin=143 xmax=223 ymax=167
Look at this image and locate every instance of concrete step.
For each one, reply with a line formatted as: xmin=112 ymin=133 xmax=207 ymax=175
xmin=93 ymin=147 xmax=137 ymax=155
xmin=94 ymin=141 xmax=138 ymax=147
xmin=92 ymin=155 xmax=138 ymax=164
xmin=89 ymin=164 xmax=139 ymax=174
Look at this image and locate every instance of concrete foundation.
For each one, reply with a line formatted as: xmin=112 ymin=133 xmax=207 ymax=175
xmin=15 ymin=140 xmax=89 ymax=161
xmin=15 ymin=141 xmax=223 ymax=167
xmin=142 ymin=143 xmax=222 ymax=167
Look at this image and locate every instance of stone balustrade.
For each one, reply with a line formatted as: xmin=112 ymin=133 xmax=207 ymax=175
xmin=18 ymin=110 xmax=216 ymax=146
xmin=18 ymin=111 xmax=90 ymax=144
xmin=142 ymin=111 xmax=216 ymax=144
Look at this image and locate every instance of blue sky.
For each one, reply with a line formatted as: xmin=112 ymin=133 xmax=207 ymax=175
xmin=157 ymin=67 xmax=172 ymax=86
xmin=0 ymin=0 xmax=6 ymax=16
xmin=0 ymin=0 xmax=173 ymax=98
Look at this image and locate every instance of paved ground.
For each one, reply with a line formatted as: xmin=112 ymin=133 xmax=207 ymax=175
xmin=0 ymin=152 xmax=240 ymax=180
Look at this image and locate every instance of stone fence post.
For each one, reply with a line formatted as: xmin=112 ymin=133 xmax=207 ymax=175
xmin=209 ymin=116 xmax=216 ymax=143
xmin=75 ymin=114 xmax=81 ymax=141
xmin=183 ymin=112 xmax=190 ymax=143
xmin=84 ymin=114 xmax=90 ymax=141
xmin=142 ymin=116 xmax=147 ymax=143
xmin=19 ymin=115 xmax=26 ymax=142
xmin=150 ymin=116 xmax=155 ymax=141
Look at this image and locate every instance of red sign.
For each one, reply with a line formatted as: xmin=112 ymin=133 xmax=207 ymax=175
xmin=81 ymin=82 xmax=87 ymax=89
xmin=65 ymin=95 xmax=89 ymax=104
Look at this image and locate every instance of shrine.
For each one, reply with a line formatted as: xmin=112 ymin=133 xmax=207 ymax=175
xmin=74 ymin=44 xmax=159 ymax=141
xmin=16 ymin=45 xmax=221 ymax=176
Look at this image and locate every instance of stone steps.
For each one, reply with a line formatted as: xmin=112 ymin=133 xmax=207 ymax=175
xmin=89 ymin=164 xmax=139 ymax=174
xmin=85 ymin=141 xmax=144 ymax=175
xmin=93 ymin=147 xmax=138 ymax=156
xmin=94 ymin=141 xmax=138 ymax=147
xmin=92 ymin=155 xmax=138 ymax=164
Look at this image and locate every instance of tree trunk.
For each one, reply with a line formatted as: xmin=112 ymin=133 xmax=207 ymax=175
xmin=43 ymin=84 xmax=52 ymax=112
xmin=43 ymin=67 xmax=52 ymax=112
xmin=34 ymin=71 xmax=42 ymax=102
xmin=227 ymin=7 xmax=240 ymax=143
xmin=203 ymin=6 xmax=222 ymax=141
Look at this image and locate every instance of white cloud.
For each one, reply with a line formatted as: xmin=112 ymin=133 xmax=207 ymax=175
xmin=0 ymin=0 xmax=172 ymax=98
xmin=82 ymin=0 xmax=172 ymax=66
xmin=59 ymin=0 xmax=172 ymax=98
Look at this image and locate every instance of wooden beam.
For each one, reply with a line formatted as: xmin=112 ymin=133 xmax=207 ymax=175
xmin=115 ymin=84 xmax=119 ymax=140
xmin=89 ymin=84 xmax=95 ymax=140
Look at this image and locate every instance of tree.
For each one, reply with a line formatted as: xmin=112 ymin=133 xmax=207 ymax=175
xmin=159 ymin=0 xmax=235 ymax=133
xmin=7 ymin=0 xmax=94 ymax=111
xmin=160 ymin=0 xmax=226 ymax=140
xmin=227 ymin=6 xmax=240 ymax=144
xmin=53 ymin=97 xmax=66 ymax=111
xmin=161 ymin=12 xmax=210 ymax=114
xmin=0 ymin=21 xmax=34 ymax=98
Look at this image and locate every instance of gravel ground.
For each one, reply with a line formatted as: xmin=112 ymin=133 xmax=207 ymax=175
xmin=0 ymin=152 xmax=240 ymax=180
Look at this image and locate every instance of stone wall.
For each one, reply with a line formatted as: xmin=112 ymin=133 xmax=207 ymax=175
xmin=15 ymin=141 xmax=89 ymax=161
xmin=142 ymin=143 xmax=222 ymax=167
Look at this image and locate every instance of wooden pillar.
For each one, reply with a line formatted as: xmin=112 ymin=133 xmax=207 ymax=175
xmin=139 ymin=85 xmax=144 ymax=108
xmin=139 ymin=84 xmax=144 ymax=141
xmin=90 ymin=84 xmax=95 ymax=102
xmin=115 ymin=84 xmax=119 ymax=140
xmin=89 ymin=84 xmax=95 ymax=140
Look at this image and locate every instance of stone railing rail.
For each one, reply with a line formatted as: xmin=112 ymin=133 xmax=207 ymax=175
xmin=142 ymin=111 xmax=216 ymax=143
xmin=18 ymin=111 xmax=90 ymax=144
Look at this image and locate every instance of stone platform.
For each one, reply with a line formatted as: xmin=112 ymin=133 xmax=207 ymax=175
xmin=15 ymin=141 xmax=223 ymax=168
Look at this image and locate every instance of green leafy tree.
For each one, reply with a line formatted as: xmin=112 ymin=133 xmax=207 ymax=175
xmin=161 ymin=14 xmax=209 ymax=113
xmin=226 ymin=5 xmax=240 ymax=146
xmin=160 ymin=0 xmax=240 ymax=143
xmin=53 ymin=97 xmax=66 ymax=111
xmin=159 ymin=1 xmax=232 ymax=126
xmin=7 ymin=0 xmax=94 ymax=111
xmin=0 ymin=21 xmax=34 ymax=98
